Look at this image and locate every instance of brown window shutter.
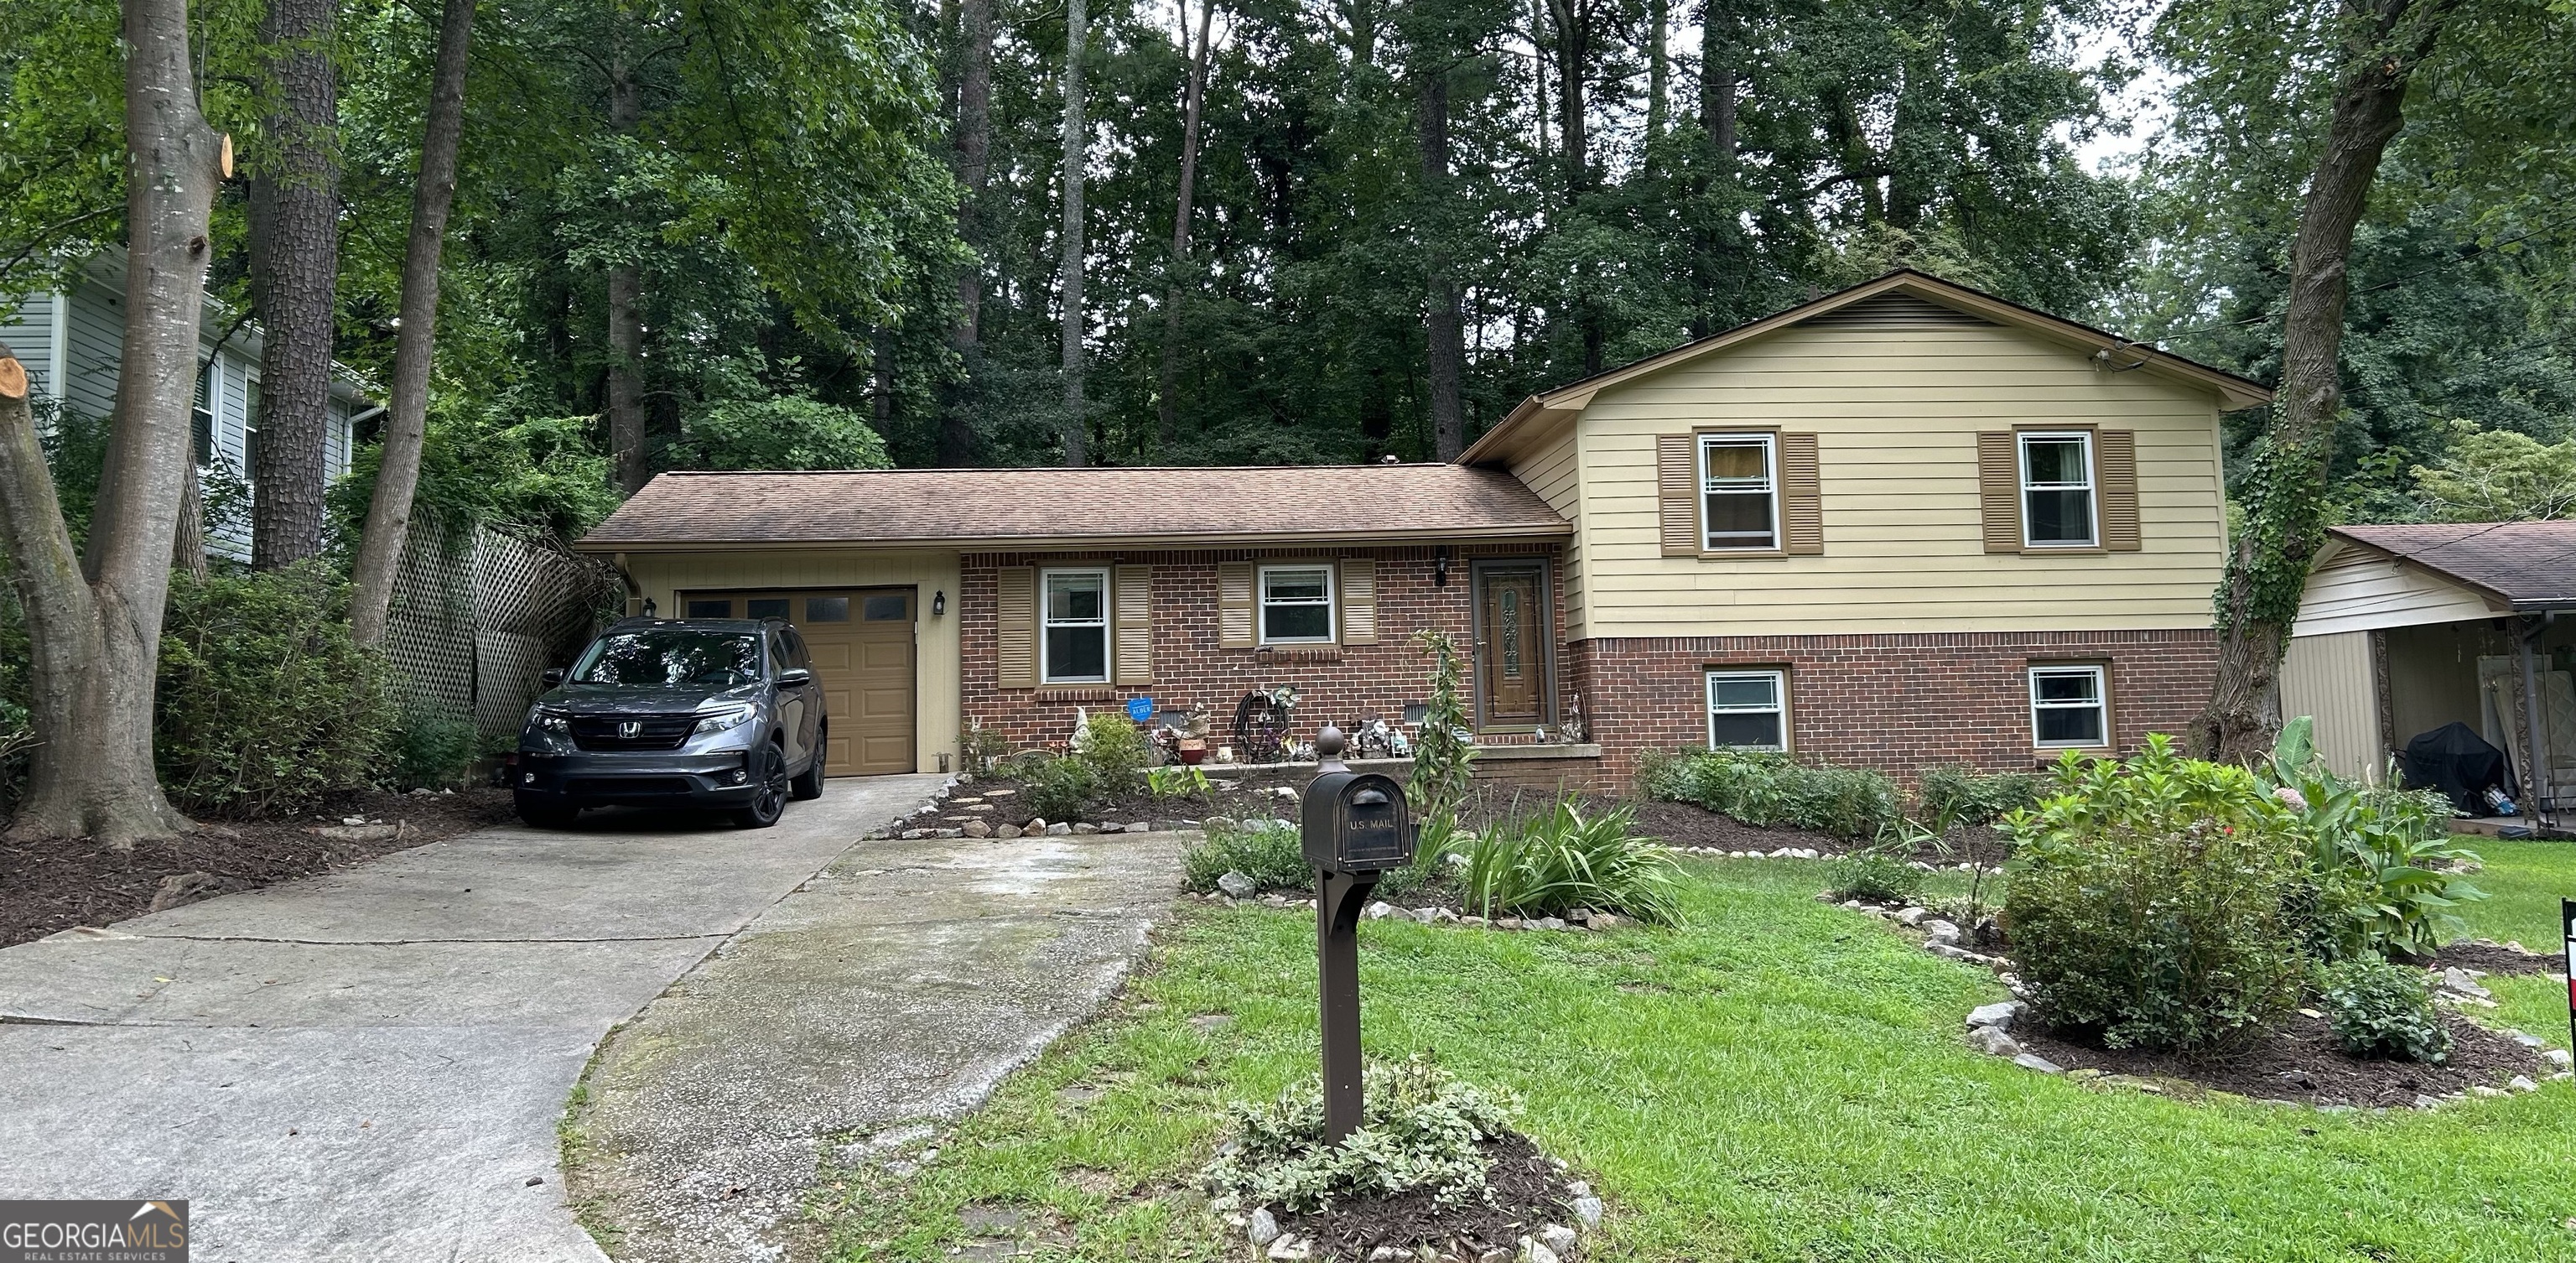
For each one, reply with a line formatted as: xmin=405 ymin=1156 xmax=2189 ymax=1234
xmin=1779 ymin=433 xmax=1823 ymax=554
xmin=995 ymin=566 xmax=1036 ymax=689
xmin=1658 ymin=434 xmax=1700 ymax=556
xmin=2096 ymin=430 xmax=2141 ymax=551
xmin=1113 ymin=564 xmax=1153 ymax=684
xmin=1218 ymin=561 xmax=1254 ymax=648
xmin=1977 ymin=432 xmax=2022 ymax=554
xmin=1339 ymin=558 xmax=1377 ymax=644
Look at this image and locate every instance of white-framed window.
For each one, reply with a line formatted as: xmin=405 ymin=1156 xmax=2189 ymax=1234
xmin=1041 ymin=568 xmax=1110 ymax=683
xmin=1699 ymin=433 xmax=1779 ymax=551
xmin=243 ymin=377 xmax=262 ymax=487
xmin=1705 ymin=668 xmax=1787 ymax=751
xmin=2018 ymin=431 xmax=2095 ymax=548
xmin=1259 ymin=564 xmax=1336 ymax=644
xmin=2028 ymin=664 xmax=2108 ymax=748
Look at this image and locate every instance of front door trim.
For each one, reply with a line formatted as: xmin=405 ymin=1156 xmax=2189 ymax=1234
xmin=1468 ymin=558 xmax=1556 ymax=734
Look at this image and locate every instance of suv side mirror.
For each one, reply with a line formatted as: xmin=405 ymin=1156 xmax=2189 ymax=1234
xmin=777 ymin=667 xmax=813 ymax=686
xmin=540 ymin=668 xmax=566 ymax=689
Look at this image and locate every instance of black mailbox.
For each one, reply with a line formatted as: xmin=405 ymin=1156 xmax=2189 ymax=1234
xmin=1302 ymin=769 xmax=1414 ymax=874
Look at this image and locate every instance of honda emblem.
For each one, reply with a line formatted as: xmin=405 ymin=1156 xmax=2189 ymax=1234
xmin=619 ymin=720 xmax=641 ymax=739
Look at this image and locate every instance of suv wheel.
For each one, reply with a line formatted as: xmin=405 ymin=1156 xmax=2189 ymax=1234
xmin=516 ymin=794 xmax=580 ymax=830
xmin=789 ymin=739 xmax=825 ymax=801
xmin=733 ymin=746 xmax=789 ymax=829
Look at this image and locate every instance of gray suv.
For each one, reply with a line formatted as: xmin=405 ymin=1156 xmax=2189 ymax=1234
xmin=511 ymin=617 xmax=827 ymax=829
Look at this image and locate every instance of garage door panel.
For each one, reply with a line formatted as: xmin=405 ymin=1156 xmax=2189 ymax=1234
xmin=678 ymin=585 xmax=915 ymax=777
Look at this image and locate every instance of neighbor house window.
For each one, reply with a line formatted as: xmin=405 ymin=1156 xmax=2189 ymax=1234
xmin=243 ymin=378 xmax=262 ymax=487
xmin=2019 ymin=432 xmax=2095 ymax=547
xmin=1259 ymin=564 xmax=1336 ymax=644
xmin=1041 ymin=569 xmax=1110 ymax=683
xmin=190 ymin=361 xmax=217 ymax=467
xmin=1699 ymin=433 xmax=1778 ymax=550
xmin=2029 ymin=665 xmax=2108 ymax=747
xmin=1706 ymin=669 xmax=1787 ymax=751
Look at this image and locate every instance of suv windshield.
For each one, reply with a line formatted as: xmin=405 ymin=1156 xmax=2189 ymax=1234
xmin=573 ymin=628 xmax=763 ymax=688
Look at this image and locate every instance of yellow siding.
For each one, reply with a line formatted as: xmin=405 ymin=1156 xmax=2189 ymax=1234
xmin=1571 ymin=321 xmax=2228 ymax=635
xmin=2281 ymin=631 xmax=2382 ymax=778
xmin=1507 ymin=423 xmax=1586 ymax=634
xmin=619 ymin=548 xmax=963 ymax=774
xmin=2293 ymin=542 xmax=2500 ymax=637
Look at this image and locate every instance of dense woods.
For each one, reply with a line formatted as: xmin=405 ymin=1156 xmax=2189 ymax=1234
xmin=0 ymin=0 xmax=2569 ymax=837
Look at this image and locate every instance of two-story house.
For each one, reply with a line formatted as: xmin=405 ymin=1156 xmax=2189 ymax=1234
xmin=1 ymin=252 xmax=377 ymax=560
xmin=575 ymin=270 xmax=2269 ymax=785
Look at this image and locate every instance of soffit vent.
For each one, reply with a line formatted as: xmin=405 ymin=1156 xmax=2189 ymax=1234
xmin=1799 ymin=291 xmax=1996 ymax=329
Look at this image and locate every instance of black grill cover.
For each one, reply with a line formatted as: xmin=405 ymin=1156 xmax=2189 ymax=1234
xmin=2400 ymin=721 xmax=2510 ymax=813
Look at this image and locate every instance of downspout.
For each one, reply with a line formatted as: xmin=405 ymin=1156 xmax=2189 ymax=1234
xmin=2517 ymin=611 xmax=2557 ymax=832
xmin=46 ymin=287 xmax=70 ymax=404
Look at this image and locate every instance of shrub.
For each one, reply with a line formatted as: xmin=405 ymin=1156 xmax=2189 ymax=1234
xmin=1824 ymin=845 xmax=1925 ymax=904
xmin=2002 ymin=738 xmax=2309 ymax=1051
xmin=2263 ymin=730 xmax=2485 ymax=960
xmin=1146 ymin=764 xmax=1212 ymax=800
xmin=1915 ymin=764 xmax=2044 ymax=829
xmin=1408 ymin=629 xmax=1476 ymax=822
xmin=155 ymin=564 xmax=400 ymax=816
xmin=1073 ymin=712 xmax=1150 ymax=793
xmin=392 ymin=705 xmax=480 ymax=790
xmin=1203 ymin=1055 xmax=1521 ymax=1214
xmin=667 ymin=395 xmax=894 ymax=472
xmin=1182 ymin=819 xmax=1310 ymax=894
xmin=1461 ymin=798 xmax=1686 ymax=926
xmin=1017 ymin=754 xmax=1098 ymax=821
xmin=958 ymin=715 xmax=1010 ymax=777
xmin=2319 ymin=957 xmax=2452 ymax=1063
xmin=1642 ymin=749 xmax=1900 ymax=840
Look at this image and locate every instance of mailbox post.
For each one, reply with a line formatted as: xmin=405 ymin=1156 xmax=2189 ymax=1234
xmin=1301 ymin=725 xmax=1415 ymax=1141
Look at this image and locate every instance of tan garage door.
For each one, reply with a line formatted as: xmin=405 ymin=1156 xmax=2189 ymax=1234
xmin=677 ymin=588 xmax=917 ymax=776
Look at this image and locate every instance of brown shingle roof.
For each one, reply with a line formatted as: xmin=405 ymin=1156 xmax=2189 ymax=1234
xmin=2331 ymin=522 xmax=2576 ymax=608
xmin=578 ymin=465 xmax=1572 ymax=550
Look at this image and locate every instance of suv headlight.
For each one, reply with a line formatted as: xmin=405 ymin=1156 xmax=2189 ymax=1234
xmin=693 ymin=704 xmax=757 ymax=736
xmin=532 ymin=706 xmax=572 ymax=735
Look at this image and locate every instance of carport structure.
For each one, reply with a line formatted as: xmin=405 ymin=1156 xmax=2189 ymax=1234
xmin=2283 ymin=521 xmax=2576 ymax=832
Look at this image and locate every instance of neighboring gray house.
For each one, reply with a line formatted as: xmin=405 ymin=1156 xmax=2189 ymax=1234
xmin=0 ymin=252 xmax=377 ymax=560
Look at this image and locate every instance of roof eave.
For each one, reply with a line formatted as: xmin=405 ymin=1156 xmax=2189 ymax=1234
xmin=574 ymin=521 xmax=1574 ymax=554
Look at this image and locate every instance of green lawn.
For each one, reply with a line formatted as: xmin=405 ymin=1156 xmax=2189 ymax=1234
xmin=2456 ymin=839 xmax=2575 ymax=1054
xmin=814 ymin=857 xmax=2576 ymax=1263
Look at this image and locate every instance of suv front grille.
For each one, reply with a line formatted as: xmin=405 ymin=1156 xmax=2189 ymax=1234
xmin=569 ymin=714 xmax=698 ymax=751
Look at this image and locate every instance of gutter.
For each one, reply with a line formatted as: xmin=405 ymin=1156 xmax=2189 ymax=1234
xmin=570 ymin=523 xmax=1576 ymax=555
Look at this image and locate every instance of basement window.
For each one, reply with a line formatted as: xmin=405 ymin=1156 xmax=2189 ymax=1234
xmin=1705 ymin=669 xmax=1787 ymax=751
xmin=2028 ymin=664 xmax=2108 ymax=747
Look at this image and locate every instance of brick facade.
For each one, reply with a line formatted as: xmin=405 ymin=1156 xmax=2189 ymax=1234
xmin=959 ymin=543 xmax=1574 ymax=755
xmin=1568 ymin=629 xmax=2220 ymax=787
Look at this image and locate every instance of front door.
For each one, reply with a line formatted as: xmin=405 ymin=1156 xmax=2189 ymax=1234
xmin=678 ymin=588 xmax=917 ymax=775
xmin=1475 ymin=564 xmax=1549 ymax=730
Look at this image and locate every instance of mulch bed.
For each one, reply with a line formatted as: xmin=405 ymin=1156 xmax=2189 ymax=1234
xmin=0 ymin=787 xmax=517 ymax=948
xmin=2423 ymin=939 xmax=2563 ymax=976
xmin=2014 ymin=1010 xmax=2550 ymax=1108
xmin=1277 ymin=1131 xmax=1574 ymax=1261
xmin=961 ymin=762 xmax=1324 ymax=831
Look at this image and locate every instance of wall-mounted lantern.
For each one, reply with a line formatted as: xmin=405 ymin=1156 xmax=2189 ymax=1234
xmin=1433 ymin=546 xmax=1452 ymax=588
xmin=932 ymin=590 xmax=948 ymax=616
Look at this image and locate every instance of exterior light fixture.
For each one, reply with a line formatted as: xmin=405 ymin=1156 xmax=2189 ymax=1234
xmin=641 ymin=597 xmax=657 ymax=618
xmin=1433 ymin=546 xmax=1452 ymax=588
xmin=932 ymin=590 xmax=947 ymax=616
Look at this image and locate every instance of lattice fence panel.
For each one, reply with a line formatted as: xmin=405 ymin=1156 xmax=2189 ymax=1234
xmin=382 ymin=510 xmax=475 ymax=725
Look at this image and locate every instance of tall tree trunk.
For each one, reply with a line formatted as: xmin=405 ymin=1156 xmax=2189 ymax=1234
xmin=351 ymin=0 xmax=475 ymax=646
xmin=246 ymin=0 xmax=340 ymax=569
xmin=1420 ymin=68 xmax=1466 ymax=462
xmin=606 ymin=52 xmax=648 ymax=495
xmin=1690 ymin=0 xmax=1739 ymax=338
xmin=1547 ymin=0 xmax=1587 ymax=193
xmin=0 ymin=0 xmax=220 ymax=845
xmin=1156 ymin=0 xmax=1217 ymax=453
xmin=1057 ymin=0 xmax=1089 ymax=466
xmin=1531 ymin=0 xmax=1549 ymax=167
xmin=2191 ymin=0 xmax=2460 ymax=763
xmin=1644 ymin=0 xmax=1667 ymax=146
xmin=939 ymin=0 xmax=994 ymax=467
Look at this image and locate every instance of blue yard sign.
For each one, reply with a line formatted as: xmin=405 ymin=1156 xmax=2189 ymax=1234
xmin=1127 ymin=696 xmax=1156 ymax=724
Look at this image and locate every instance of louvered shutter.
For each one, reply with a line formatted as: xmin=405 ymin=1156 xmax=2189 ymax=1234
xmin=1779 ymin=433 xmax=1823 ymax=554
xmin=1218 ymin=561 xmax=1254 ymax=648
xmin=1114 ymin=565 xmax=1153 ymax=684
xmin=996 ymin=566 xmax=1036 ymax=688
xmin=2096 ymin=430 xmax=2141 ymax=552
xmin=1659 ymin=434 xmax=1700 ymax=556
xmin=1339 ymin=559 xmax=1377 ymax=644
xmin=1977 ymin=433 xmax=2022 ymax=554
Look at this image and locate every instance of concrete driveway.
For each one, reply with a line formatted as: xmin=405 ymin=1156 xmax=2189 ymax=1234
xmin=0 ymin=776 xmax=943 ymax=1263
